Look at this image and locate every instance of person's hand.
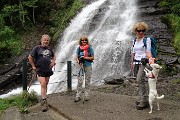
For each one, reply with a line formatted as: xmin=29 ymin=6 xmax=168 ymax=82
xmin=32 ymin=66 xmax=37 ymax=70
xmin=149 ymin=57 xmax=155 ymax=64
xmin=50 ymin=61 xmax=56 ymax=68
xmin=78 ymin=56 xmax=84 ymax=64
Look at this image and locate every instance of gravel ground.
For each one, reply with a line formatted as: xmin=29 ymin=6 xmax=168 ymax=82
xmin=1 ymin=83 xmax=180 ymax=120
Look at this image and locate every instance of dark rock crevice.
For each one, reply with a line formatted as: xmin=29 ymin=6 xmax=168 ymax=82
xmin=0 ymin=51 xmax=30 ymax=94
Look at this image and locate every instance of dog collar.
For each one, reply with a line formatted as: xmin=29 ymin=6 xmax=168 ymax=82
xmin=148 ymin=72 xmax=155 ymax=78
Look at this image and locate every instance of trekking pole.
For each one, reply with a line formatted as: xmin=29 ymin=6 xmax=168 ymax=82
xmin=81 ymin=63 xmax=86 ymax=104
xmin=27 ymin=69 xmax=37 ymax=91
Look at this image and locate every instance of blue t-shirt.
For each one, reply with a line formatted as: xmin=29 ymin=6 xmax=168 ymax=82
xmin=76 ymin=46 xmax=94 ymax=67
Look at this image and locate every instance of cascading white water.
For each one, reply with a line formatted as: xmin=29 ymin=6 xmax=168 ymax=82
xmin=0 ymin=0 xmax=138 ymax=98
xmin=48 ymin=0 xmax=138 ymax=93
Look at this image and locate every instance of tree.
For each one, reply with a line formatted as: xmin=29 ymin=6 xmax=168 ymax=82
xmin=22 ymin=0 xmax=38 ymax=24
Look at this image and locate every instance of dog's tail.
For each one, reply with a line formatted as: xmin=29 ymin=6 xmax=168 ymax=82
xmin=156 ymin=95 xmax=164 ymax=100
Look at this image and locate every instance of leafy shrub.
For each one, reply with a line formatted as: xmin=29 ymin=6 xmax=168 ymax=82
xmin=171 ymin=79 xmax=180 ymax=84
xmin=0 ymin=91 xmax=39 ymax=113
xmin=160 ymin=1 xmax=180 ymax=55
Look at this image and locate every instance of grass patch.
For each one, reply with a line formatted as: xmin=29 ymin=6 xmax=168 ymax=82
xmin=171 ymin=79 xmax=180 ymax=84
xmin=0 ymin=91 xmax=39 ymax=113
xmin=160 ymin=14 xmax=180 ymax=56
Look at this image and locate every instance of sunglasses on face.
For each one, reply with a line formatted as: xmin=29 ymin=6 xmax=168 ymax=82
xmin=137 ymin=29 xmax=146 ymax=33
xmin=81 ymin=39 xmax=87 ymax=42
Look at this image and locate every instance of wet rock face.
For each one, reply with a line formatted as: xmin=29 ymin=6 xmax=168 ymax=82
xmin=137 ymin=0 xmax=179 ymax=73
xmin=84 ymin=0 xmax=179 ymax=72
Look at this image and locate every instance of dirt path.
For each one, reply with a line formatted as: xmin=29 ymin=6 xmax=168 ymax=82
xmin=1 ymin=85 xmax=180 ymax=120
xmin=46 ymin=90 xmax=180 ymax=120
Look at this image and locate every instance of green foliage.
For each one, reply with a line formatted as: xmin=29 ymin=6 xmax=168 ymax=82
xmin=160 ymin=0 xmax=180 ymax=15
xmin=0 ymin=91 xmax=38 ymax=113
xmin=0 ymin=16 xmax=22 ymax=63
xmin=50 ymin=0 xmax=84 ymax=40
xmin=174 ymin=32 xmax=180 ymax=55
xmin=160 ymin=0 xmax=180 ymax=55
xmin=161 ymin=63 xmax=179 ymax=76
xmin=161 ymin=14 xmax=180 ymax=55
xmin=1 ymin=0 xmax=38 ymax=27
xmin=171 ymin=79 xmax=180 ymax=84
xmin=0 ymin=0 xmax=84 ymax=62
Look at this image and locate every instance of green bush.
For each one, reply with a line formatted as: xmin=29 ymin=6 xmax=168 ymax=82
xmin=50 ymin=0 xmax=84 ymax=40
xmin=171 ymin=79 xmax=180 ymax=84
xmin=174 ymin=32 xmax=180 ymax=55
xmin=160 ymin=1 xmax=180 ymax=55
xmin=0 ymin=16 xmax=22 ymax=63
xmin=0 ymin=91 xmax=39 ymax=113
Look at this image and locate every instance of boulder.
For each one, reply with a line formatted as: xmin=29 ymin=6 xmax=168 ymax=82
xmin=103 ymin=75 xmax=126 ymax=85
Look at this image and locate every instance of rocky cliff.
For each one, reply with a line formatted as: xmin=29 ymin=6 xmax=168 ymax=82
xmin=137 ymin=0 xmax=179 ymax=79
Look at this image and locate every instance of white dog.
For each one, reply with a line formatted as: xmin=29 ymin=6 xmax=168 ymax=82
xmin=144 ymin=63 xmax=164 ymax=113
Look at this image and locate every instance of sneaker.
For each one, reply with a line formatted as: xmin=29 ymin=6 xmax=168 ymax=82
xmin=74 ymin=92 xmax=81 ymax=102
xmin=41 ymin=99 xmax=48 ymax=112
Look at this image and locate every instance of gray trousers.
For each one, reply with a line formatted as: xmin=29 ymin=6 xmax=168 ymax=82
xmin=77 ymin=65 xmax=92 ymax=94
xmin=134 ymin=64 xmax=148 ymax=102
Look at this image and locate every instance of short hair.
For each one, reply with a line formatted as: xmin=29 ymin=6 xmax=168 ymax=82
xmin=41 ymin=34 xmax=50 ymax=41
xmin=78 ymin=36 xmax=90 ymax=45
xmin=132 ymin=22 xmax=149 ymax=33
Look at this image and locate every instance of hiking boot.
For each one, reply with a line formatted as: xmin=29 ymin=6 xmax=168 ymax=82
xmin=74 ymin=92 xmax=81 ymax=102
xmin=84 ymin=96 xmax=89 ymax=101
xmin=74 ymin=96 xmax=81 ymax=102
xmin=84 ymin=91 xmax=89 ymax=101
xmin=136 ymin=101 xmax=149 ymax=110
xmin=41 ymin=99 xmax=48 ymax=112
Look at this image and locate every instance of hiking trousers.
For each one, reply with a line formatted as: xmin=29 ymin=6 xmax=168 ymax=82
xmin=136 ymin=64 xmax=148 ymax=102
xmin=76 ymin=65 xmax=92 ymax=95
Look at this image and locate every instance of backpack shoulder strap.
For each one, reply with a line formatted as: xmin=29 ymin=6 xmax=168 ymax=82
xmin=77 ymin=46 xmax=83 ymax=57
xmin=88 ymin=46 xmax=92 ymax=56
xmin=133 ymin=38 xmax=136 ymax=47
xmin=143 ymin=37 xmax=147 ymax=48
xmin=78 ymin=46 xmax=81 ymax=55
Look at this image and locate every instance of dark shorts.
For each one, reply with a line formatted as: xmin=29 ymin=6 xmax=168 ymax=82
xmin=36 ymin=57 xmax=53 ymax=77
xmin=37 ymin=69 xmax=53 ymax=77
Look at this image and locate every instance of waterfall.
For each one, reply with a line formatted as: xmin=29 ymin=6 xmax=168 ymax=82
xmin=0 ymin=0 xmax=138 ymax=98
xmin=48 ymin=0 xmax=138 ymax=93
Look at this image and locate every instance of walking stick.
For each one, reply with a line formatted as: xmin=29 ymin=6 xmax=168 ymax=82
xmin=81 ymin=64 xmax=86 ymax=104
xmin=27 ymin=69 xmax=37 ymax=91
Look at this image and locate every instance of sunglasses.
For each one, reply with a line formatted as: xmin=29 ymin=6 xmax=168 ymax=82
xmin=137 ymin=29 xmax=146 ymax=32
xmin=81 ymin=39 xmax=87 ymax=42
